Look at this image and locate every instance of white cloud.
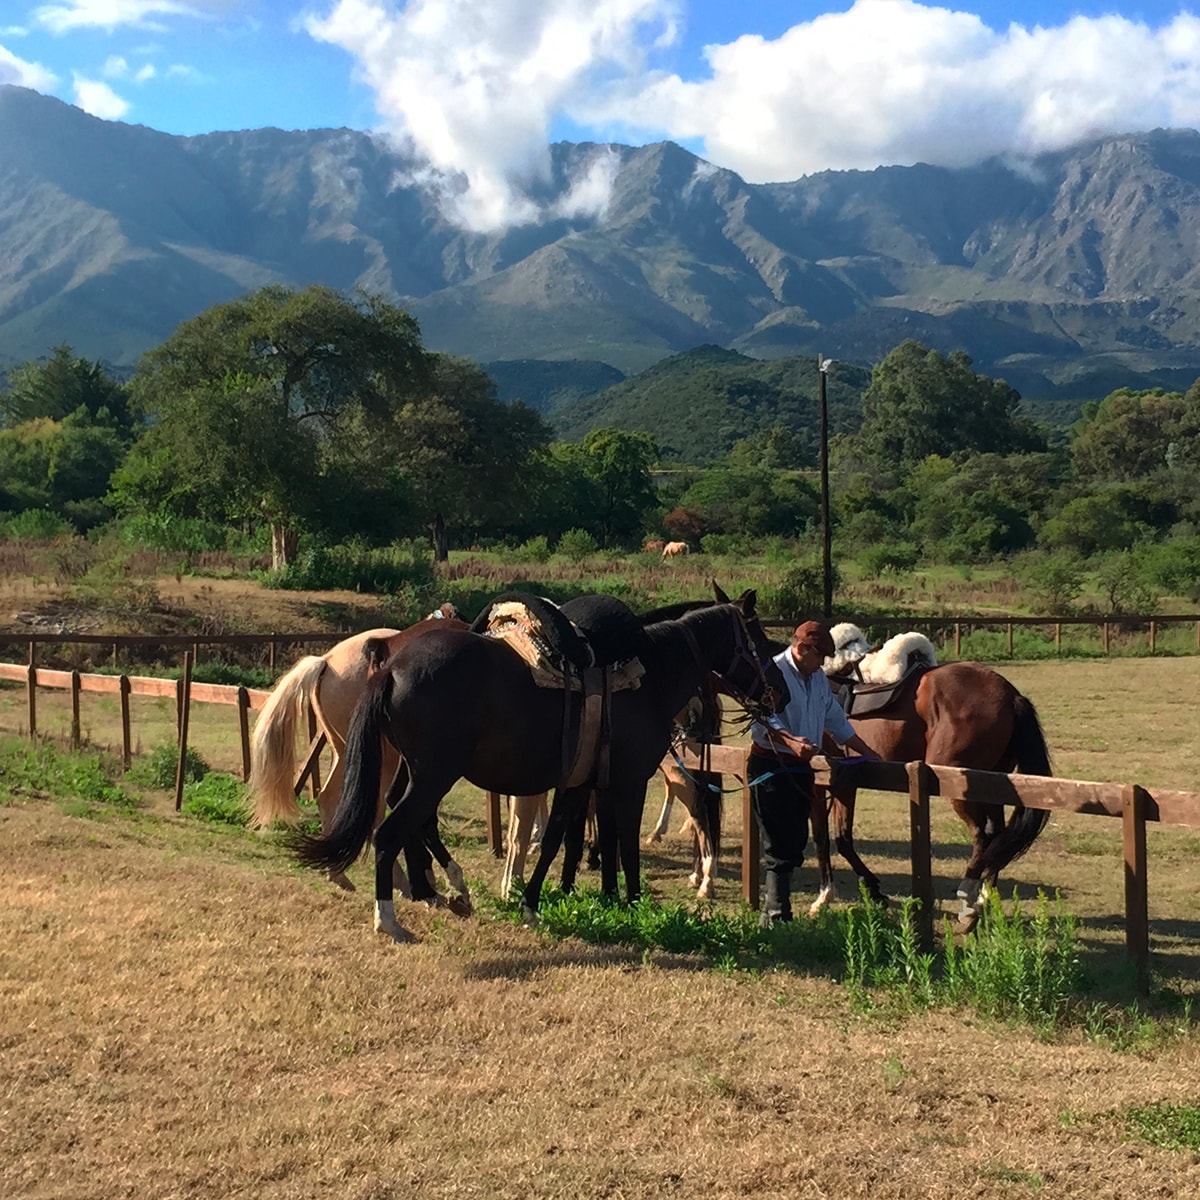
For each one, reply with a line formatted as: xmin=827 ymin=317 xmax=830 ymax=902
xmin=551 ymin=146 xmax=622 ymax=220
xmin=72 ymin=73 xmax=131 ymax=118
xmin=0 ymin=42 xmax=58 ymax=89
xmin=33 ymin=1 xmax=198 ymax=35
xmin=600 ymin=1 xmax=1200 ymax=179
xmin=306 ymin=0 xmax=680 ymax=231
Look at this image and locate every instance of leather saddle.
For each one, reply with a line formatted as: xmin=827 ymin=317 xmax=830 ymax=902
xmin=828 ymin=662 xmax=929 ymax=719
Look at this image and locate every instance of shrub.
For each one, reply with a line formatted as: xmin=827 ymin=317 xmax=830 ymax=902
xmin=556 ymin=528 xmax=598 ymax=561
xmin=1019 ymin=551 xmax=1086 ymax=614
xmin=0 ymin=508 xmax=74 ymax=539
xmin=263 ymin=539 xmax=436 ymax=595
xmin=767 ymin=560 xmax=840 ymax=620
xmin=182 ymin=774 xmax=249 ymax=826
xmin=127 ymin=742 xmax=210 ymax=790
xmin=509 ymin=535 xmax=552 ymax=564
xmin=858 ymin=541 xmax=919 ymax=576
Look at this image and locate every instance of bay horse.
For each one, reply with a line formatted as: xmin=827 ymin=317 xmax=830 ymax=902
xmin=248 ymin=606 xmax=472 ymax=908
xmin=809 ymin=625 xmax=1052 ymax=931
xmin=293 ymin=586 xmax=784 ymax=942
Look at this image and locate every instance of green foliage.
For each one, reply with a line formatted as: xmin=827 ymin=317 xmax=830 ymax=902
xmin=556 ymin=527 xmax=599 ymax=561
xmin=767 ymin=558 xmax=839 ymax=620
xmin=0 ymin=508 xmax=73 ymax=539
xmin=1039 ymin=483 xmax=1177 ymax=555
xmin=126 ymin=743 xmax=209 ymax=790
xmin=0 ymin=738 xmax=137 ymax=811
xmin=857 ymin=541 xmax=919 ymax=576
xmin=1019 ymin=551 xmax=1086 ymax=614
xmin=115 ymin=512 xmax=238 ymax=555
xmin=1124 ymin=1104 xmax=1200 ymax=1153
xmin=509 ymin=535 xmax=552 ymax=563
xmin=1093 ymin=550 xmax=1162 ymax=614
xmin=858 ymin=341 xmax=1045 ymax=477
xmin=262 ymin=540 xmax=436 ymax=595
xmin=676 ymin=468 xmax=819 ymax=539
xmin=181 ymin=774 xmax=249 ymax=826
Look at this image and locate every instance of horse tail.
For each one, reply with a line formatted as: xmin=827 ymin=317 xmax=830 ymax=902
xmin=248 ymin=655 xmax=327 ymax=828
xmin=293 ymin=670 xmax=392 ymax=875
xmin=979 ymin=692 xmax=1053 ymax=877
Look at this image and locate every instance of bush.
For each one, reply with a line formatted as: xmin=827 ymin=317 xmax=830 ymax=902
xmin=1019 ymin=551 xmax=1086 ymax=614
xmin=508 ymin=535 xmax=552 ymax=564
xmin=263 ymin=539 xmax=436 ymax=595
xmin=767 ymin=559 xmax=840 ymax=620
xmin=857 ymin=541 xmax=919 ymax=576
xmin=699 ymin=533 xmax=755 ymax=556
xmin=556 ymin=528 xmax=598 ymax=561
xmin=116 ymin=513 xmax=232 ymax=554
xmin=0 ymin=508 xmax=74 ymax=539
xmin=181 ymin=774 xmax=249 ymax=826
xmin=127 ymin=742 xmax=210 ymax=790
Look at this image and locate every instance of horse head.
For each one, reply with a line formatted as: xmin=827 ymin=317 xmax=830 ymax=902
xmin=710 ymin=582 xmax=787 ymax=718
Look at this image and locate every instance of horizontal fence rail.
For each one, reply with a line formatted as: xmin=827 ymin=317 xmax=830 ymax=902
xmin=3 ymin=642 xmax=1199 ymax=990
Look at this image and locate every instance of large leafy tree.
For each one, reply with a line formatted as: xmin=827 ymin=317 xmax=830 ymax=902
xmin=857 ymin=340 xmax=1045 ymax=477
xmin=575 ymin=427 xmax=659 ymax=547
xmin=123 ymin=286 xmax=433 ymax=566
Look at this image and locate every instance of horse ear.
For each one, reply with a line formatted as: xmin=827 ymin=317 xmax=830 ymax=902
xmin=733 ymin=587 xmax=756 ymax=613
xmin=712 ymin=580 xmax=731 ymax=604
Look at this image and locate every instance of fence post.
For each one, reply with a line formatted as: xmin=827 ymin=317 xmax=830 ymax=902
xmin=237 ymin=686 xmax=252 ymax=783
xmin=486 ymin=792 xmax=504 ymax=857
xmin=1122 ymin=783 xmax=1150 ymax=994
xmin=26 ymin=641 xmax=36 ymax=740
xmin=1102 ymin=621 xmax=1110 ymax=654
xmin=174 ymin=652 xmax=193 ymax=812
xmin=1149 ymin=621 xmax=1157 ymax=654
xmin=742 ymin=751 xmax=760 ymax=911
xmin=119 ymin=675 xmax=132 ymax=771
xmin=1054 ymin=623 xmax=1061 ymax=653
xmin=70 ymin=669 xmax=81 ymax=750
xmin=1006 ymin=622 xmax=1013 ymax=657
xmin=954 ymin=623 xmax=961 ymax=657
xmin=906 ymin=761 xmax=934 ymax=951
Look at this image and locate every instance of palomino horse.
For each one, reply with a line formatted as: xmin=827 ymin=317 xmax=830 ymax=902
xmin=809 ymin=624 xmax=1052 ymax=930
xmin=661 ymin=541 xmax=689 ymax=559
xmin=248 ymin=606 xmax=472 ymax=908
xmin=294 ymin=587 xmax=784 ymax=942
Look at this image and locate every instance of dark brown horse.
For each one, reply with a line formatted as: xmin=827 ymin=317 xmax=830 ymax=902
xmin=294 ymin=586 xmax=784 ymax=942
xmin=810 ymin=660 xmax=1052 ymax=930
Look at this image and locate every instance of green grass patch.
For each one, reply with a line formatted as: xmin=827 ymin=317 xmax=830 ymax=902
xmin=1124 ymin=1102 xmax=1200 ymax=1152
xmin=0 ymin=737 xmax=139 ymax=812
xmin=181 ymin=773 xmax=250 ymax=826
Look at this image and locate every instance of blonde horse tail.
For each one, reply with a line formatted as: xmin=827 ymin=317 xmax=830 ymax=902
xmin=248 ymin=655 xmax=328 ymax=828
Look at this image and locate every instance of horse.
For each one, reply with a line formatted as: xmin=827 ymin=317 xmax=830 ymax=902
xmin=808 ymin=623 xmax=1052 ymax=931
xmin=661 ymin=541 xmax=689 ymax=559
xmin=247 ymin=606 xmax=472 ymax=909
xmin=293 ymin=586 xmax=784 ymax=942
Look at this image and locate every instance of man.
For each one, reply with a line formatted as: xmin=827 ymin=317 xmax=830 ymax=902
xmin=749 ymin=619 xmax=880 ymax=926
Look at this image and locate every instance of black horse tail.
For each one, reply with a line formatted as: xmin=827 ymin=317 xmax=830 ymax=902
xmin=292 ymin=671 xmax=392 ymax=876
xmin=979 ymin=692 xmax=1052 ymax=878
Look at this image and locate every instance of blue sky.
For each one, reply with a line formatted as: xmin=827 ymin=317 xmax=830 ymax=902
xmin=5 ymin=1 xmax=1200 ymax=228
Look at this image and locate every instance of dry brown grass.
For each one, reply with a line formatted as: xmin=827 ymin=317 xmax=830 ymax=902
xmin=3 ymin=651 xmax=1200 ymax=1198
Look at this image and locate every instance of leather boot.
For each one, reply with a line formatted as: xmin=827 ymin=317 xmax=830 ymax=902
xmin=760 ymin=868 xmax=794 ymax=927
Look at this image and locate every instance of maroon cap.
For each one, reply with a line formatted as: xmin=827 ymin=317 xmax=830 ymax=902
xmin=793 ymin=620 xmax=835 ymax=659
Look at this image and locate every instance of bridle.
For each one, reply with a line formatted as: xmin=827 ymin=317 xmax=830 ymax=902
xmin=679 ymin=604 xmax=779 ymax=721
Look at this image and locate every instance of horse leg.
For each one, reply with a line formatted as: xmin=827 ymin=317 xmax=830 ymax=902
xmin=585 ymin=794 xmax=601 ymax=871
xmin=371 ymin=770 xmax=445 ymax=943
xmin=807 ymin=785 xmax=836 ymax=917
xmin=953 ymin=799 xmax=993 ymax=933
xmin=615 ymin=782 xmax=646 ymax=904
xmin=316 ymin=756 xmax=355 ymax=892
xmin=520 ymin=788 xmax=586 ymax=923
xmin=594 ymin=790 xmax=621 ymax=898
xmin=501 ymin=794 xmax=540 ymax=900
xmin=646 ymin=767 xmax=673 ymax=844
xmin=559 ymin=791 xmax=591 ymax=894
xmin=421 ymin=818 xmax=472 ymax=917
xmin=830 ymin=788 xmax=886 ymax=907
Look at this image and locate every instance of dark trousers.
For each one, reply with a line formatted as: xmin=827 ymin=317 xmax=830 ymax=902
xmin=749 ymin=750 xmax=814 ymax=922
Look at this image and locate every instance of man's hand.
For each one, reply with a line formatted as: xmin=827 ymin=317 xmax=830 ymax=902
xmin=766 ymin=729 xmax=817 ymax=762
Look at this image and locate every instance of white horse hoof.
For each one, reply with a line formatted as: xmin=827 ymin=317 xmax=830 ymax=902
xmin=646 ymin=832 xmax=663 ymax=845
xmin=688 ymin=871 xmax=701 ymax=888
xmin=373 ymin=901 xmax=416 ymax=943
xmin=520 ymin=904 xmax=538 ymax=927
xmin=808 ymin=884 xmax=835 ymax=918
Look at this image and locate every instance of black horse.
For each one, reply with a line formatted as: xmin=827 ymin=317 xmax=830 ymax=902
xmin=294 ymin=585 xmax=784 ymax=942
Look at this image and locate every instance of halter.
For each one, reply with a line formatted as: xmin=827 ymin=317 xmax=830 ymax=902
xmin=678 ymin=604 xmax=777 ymax=719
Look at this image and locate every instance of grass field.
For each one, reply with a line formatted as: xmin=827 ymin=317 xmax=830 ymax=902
xmin=3 ymin=651 xmax=1200 ymax=1199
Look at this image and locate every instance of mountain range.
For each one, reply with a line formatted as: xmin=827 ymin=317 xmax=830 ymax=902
xmin=6 ymin=83 xmax=1200 ymax=404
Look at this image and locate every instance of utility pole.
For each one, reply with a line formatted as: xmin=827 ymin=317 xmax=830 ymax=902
xmin=817 ymin=354 xmax=833 ymax=619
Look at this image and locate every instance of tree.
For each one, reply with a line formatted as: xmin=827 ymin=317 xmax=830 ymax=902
xmin=125 ymin=286 xmax=433 ymax=567
xmin=857 ymin=341 xmax=1045 ymax=477
xmin=384 ymin=355 xmax=550 ymax=560
xmin=576 ymin=428 xmax=659 ymax=547
xmin=677 ymin=469 xmax=818 ymax=539
xmin=2 ymin=345 xmax=132 ymax=434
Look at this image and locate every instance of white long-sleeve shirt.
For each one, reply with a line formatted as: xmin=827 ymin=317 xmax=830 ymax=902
xmin=751 ymin=647 xmax=857 ymax=751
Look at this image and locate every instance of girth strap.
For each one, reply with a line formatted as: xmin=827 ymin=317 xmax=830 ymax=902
xmin=563 ymin=666 xmax=611 ymax=789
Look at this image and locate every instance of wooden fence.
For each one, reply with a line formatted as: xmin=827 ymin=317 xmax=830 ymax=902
xmin=4 ymin=644 xmax=1200 ymax=991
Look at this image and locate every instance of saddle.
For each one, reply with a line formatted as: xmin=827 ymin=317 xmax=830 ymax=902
xmin=473 ymin=592 xmax=646 ymax=789
xmin=829 ymin=662 xmax=929 ymax=719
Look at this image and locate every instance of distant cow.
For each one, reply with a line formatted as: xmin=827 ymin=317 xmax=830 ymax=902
xmin=643 ymin=539 xmax=666 ymax=554
xmin=662 ymin=541 xmax=689 ymax=559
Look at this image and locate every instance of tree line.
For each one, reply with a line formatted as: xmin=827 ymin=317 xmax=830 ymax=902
xmin=1 ymin=286 xmax=1198 ymax=605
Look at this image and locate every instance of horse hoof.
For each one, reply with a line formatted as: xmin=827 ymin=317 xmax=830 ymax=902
xmin=520 ymin=904 xmax=538 ymax=927
xmin=646 ymin=833 xmax=663 ymax=845
xmin=954 ymin=907 xmax=980 ymax=936
xmin=447 ymin=895 xmax=473 ymax=918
